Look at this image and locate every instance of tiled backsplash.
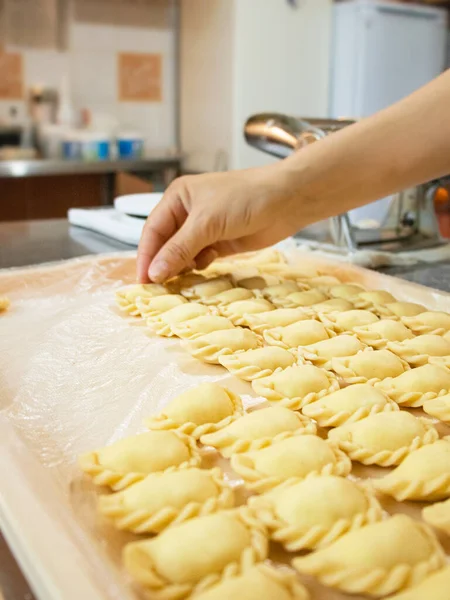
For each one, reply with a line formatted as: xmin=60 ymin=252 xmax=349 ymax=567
xmin=0 ymin=0 xmax=176 ymax=151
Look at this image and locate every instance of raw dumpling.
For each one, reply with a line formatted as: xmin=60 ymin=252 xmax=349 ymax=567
xmin=193 ymin=564 xmax=310 ymax=600
xmin=146 ymin=383 xmax=244 ymax=438
xmin=182 ymin=277 xmax=233 ymax=300
xmin=200 ymin=406 xmax=316 ymax=457
xmin=184 ymin=327 xmax=262 ymax=363
xmin=218 ymin=346 xmax=296 ymax=381
xmin=376 ymin=301 xmax=426 ymax=318
xmin=302 ymin=383 xmax=398 ymax=428
xmin=387 ymin=334 xmax=450 ymax=366
xmin=150 ymin=302 xmax=210 ymax=337
xmin=236 ymin=276 xmax=269 ymax=290
xmin=423 ymin=393 xmax=450 ymax=423
xmin=306 ymin=275 xmax=341 ymax=289
xmin=220 ymin=298 xmax=274 ymax=325
xmin=230 ymin=435 xmax=351 ymax=493
xmin=167 ymin=272 xmax=207 ymax=293
xmin=259 ymin=264 xmax=319 ymax=279
xmin=328 ymin=411 xmax=438 ymax=466
xmin=171 ymin=315 xmax=234 ymax=340
xmin=354 ymin=290 xmax=396 ymax=309
xmin=402 ymin=311 xmax=450 ymax=335
xmin=329 ymin=283 xmax=365 ymax=300
xmin=375 ymin=363 xmax=450 ymax=407
xmin=374 ymin=439 xmax=450 ymax=501
xmin=296 ymin=334 xmax=366 ymax=368
xmin=78 ymin=431 xmax=201 ymax=490
xmin=202 ymin=287 xmax=255 ymax=306
xmin=321 ymin=309 xmax=379 ymax=333
xmin=252 ymin=364 xmax=339 ymax=410
xmin=261 ymin=281 xmax=303 ymax=300
xmin=275 ymin=289 xmax=328 ymax=308
xmin=330 ymin=349 xmax=408 ymax=384
xmin=233 ymin=248 xmax=286 ymax=266
xmin=123 ymin=509 xmax=268 ymax=597
xmin=245 ymin=308 xmax=311 ymax=333
xmin=264 ymin=320 xmax=332 ymax=349
xmin=354 ymin=319 xmax=414 ymax=349
xmin=115 ymin=283 xmax=168 ymax=316
xmin=385 ymin=566 xmax=450 ymax=600
xmin=307 ymin=298 xmax=354 ymax=314
xmin=292 ymin=515 xmax=445 ymax=597
xmin=422 ymin=499 xmax=450 ymax=536
xmin=137 ymin=294 xmax=187 ymax=319
xmin=249 ymin=475 xmax=382 ymax=551
xmin=98 ymin=467 xmax=234 ymax=533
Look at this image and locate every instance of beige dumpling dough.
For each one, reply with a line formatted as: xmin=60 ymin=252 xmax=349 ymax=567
xmin=220 ymin=298 xmax=274 ymax=325
xmin=402 ymin=311 xmax=450 ymax=335
xmin=328 ymin=411 xmax=438 ymax=466
xmin=202 ymin=287 xmax=254 ymax=306
xmin=354 ymin=319 xmax=414 ymax=348
xmin=171 ymin=315 xmax=234 ymax=340
xmin=138 ymin=294 xmax=187 ymax=319
xmin=308 ymin=298 xmax=354 ymax=314
xmin=276 ymin=289 xmax=328 ymax=308
xmin=115 ymin=283 xmax=168 ymax=315
xmin=193 ymin=564 xmax=310 ymax=600
xmin=292 ymin=515 xmax=445 ymax=597
xmin=354 ymin=290 xmax=396 ymax=309
xmin=230 ymin=435 xmax=351 ymax=493
xmin=245 ymin=308 xmax=310 ymax=333
xmin=423 ymin=393 xmax=450 ymax=423
xmin=182 ymin=277 xmax=233 ymax=299
xmin=252 ymin=364 xmax=339 ymax=410
xmin=302 ymin=383 xmax=398 ymax=427
xmin=322 ymin=309 xmax=379 ymax=333
xmin=306 ymin=275 xmax=341 ymax=289
xmin=98 ymin=467 xmax=233 ymax=533
xmin=218 ymin=346 xmax=296 ymax=381
xmin=261 ymin=281 xmax=302 ymax=300
xmin=200 ymin=406 xmax=316 ymax=457
xmin=151 ymin=302 xmax=210 ymax=336
xmin=146 ymin=382 xmax=243 ymax=438
xmin=329 ymin=283 xmax=365 ymax=300
xmin=0 ymin=295 xmax=10 ymax=312
xmin=331 ymin=349 xmax=408 ymax=383
xmin=296 ymin=334 xmax=366 ymax=367
xmin=78 ymin=431 xmax=201 ymax=490
xmin=250 ymin=475 xmax=382 ymax=551
xmin=378 ymin=301 xmax=426 ymax=318
xmin=387 ymin=334 xmax=450 ymax=366
xmin=385 ymin=566 xmax=450 ymax=600
xmin=422 ymin=499 xmax=450 ymax=536
xmin=264 ymin=320 xmax=332 ymax=349
xmin=236 ymin=276 xmax=268 ymax=290
xmin=184 ymin=327 xmax=262 ymax=363
xmin=123 ymin=510 xmax=268 ymax=596
xmin=374 ymin=439 xmax=450 ymax=501
xmin=375 ymin=363 xmax=450 ymax=407
xmin=259 ymin=263 xmax=319 ymax=279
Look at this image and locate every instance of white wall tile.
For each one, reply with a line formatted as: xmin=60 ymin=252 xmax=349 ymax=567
xmin=70 ymin=51 xmax=116 ymax=107
xmin=70 ymin=23 xmax=117 ymax=52
xmin=24 ymin=50 xmax=68 ymax=89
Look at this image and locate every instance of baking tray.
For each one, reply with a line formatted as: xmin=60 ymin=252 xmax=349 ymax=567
xmin=1 ymin=250 xmax=450 ymax=600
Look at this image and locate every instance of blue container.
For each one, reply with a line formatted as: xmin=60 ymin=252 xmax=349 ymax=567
xmin=117 ymin=135 xmax=144 ymax=160
xmin=62 ymin=138 xmax=81 ymax=160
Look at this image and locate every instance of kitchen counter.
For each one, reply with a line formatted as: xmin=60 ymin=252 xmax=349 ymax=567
xmin=1 ymin=218 xmax=449 ymax=600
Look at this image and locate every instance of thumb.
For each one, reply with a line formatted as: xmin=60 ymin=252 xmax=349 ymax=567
xmin=148 ymin=218 xmax=209 ymax=282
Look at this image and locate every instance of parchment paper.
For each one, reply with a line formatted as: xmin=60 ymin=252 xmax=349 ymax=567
xmin=1 ymin=250 xmax=450 ymax=600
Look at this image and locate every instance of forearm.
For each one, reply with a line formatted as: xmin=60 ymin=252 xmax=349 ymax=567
xmin=280 ymin=69 xmax=450 ymax=226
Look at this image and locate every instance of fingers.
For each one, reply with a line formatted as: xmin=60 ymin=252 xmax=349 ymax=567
xmin=194 ymin=247 xmax=219 ymax=271
xmin=136 ymin=190 xmax=187 ymax=283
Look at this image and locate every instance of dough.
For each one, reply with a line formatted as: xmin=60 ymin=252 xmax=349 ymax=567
xmin=375 ymin=363 xmax=450 ymax=407
xmin=123 ymin=510 xmax=268 ymax=597
xmin=373 ymin=439 xmax=450 ymax=501
xmin=328 ymin=411 xmax=438 ymax=466
xmin=329 ymin=283 xmax=366 ymax=300
xmin=146 ymin=382 xmax=244 ymax=438
xmin=150 ymin=302 xmax=210 ymax=337
xmin=249 ymin=475 xmax=383 ymax=551
xmin=138 ymin=294 xmax=187 ymax=320
xmin=184 ymin=327 xmax=262 ymax=363
xmin=245 ymin=308 xmax=310 ymax=333
xmin=275 ymin=289 xmax=328 ymax=308
xmin=387 ymin=334 xmax=450 ymax=366
xmin=308 ymin=298 xmax=354 ymax=314
xmin=422 ymin=499 xmax=450 ymax=536
xmin=321 ymin=309 xmax=379 ymax=333
xmin=220 ymin=298 xmax=274 ymax=326
xmin=296 ymin=334 xmax=366 ymax=368
xmin=306 ymin=275 xmax=341 ymax=289
xmin=78 ymin=431 xmax=201 ymax=491
xmin=252 ymin=364 xmax=339 ymax=410
xmin=292 ymin=515 xmax=445 ymax=597
xmin=377 ymin=301 xmax=426 ymax=318
xmin=171 ymin=315 xmax=234 ymax=340
xmin=115 ymin=284 xmax=168 ymax=316
xmin=259 ymin=264 xmax=319 ymax=279
xmin=330 ymin=349 xmax=408 ymax=384
xmin=98 ymin=467 xmax=234 ymax=533
xmin=264 ymin=320 xmax=332 ymax=349
xmin=182 ymin=277 xmax=234 ymax=300
xmin=218 ymin=346 xmax=296 ymax=381
xmin=230 ymin=435 xmax=351 ymax=493
xmin=193 ymin=564 xmax=310 ymax=600
xmin=354 ymin=319 xmax=414 ymax=349
xmin=402 ymin=311 xmax=450 ymax=335
xmin=423 ymin=393 xmax=450 ymax=423
xmin=354 ymin=290 xmax=396 ymax=309
xmin=236 ymin=276 xmax=268 ymax=290
xmin=302 ymin=383 xmax=399 ymax=427
xmin=385 ymin=566 xmax=450 ymax=600
xmin=261 ymin=281 xmax=302 ymax=300
xmin=0 ymin=295 xmax=10 ymax=312
xmin=200 ymin=406 xmax=316 ymax=457
xmin=202 ymin=287 xmax=255 ymax=306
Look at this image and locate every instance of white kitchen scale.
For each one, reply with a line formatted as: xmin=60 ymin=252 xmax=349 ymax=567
xmin=68 ymin=193 xmax=163 ymax=246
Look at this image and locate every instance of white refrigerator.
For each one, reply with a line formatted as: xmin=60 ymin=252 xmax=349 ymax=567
xmin=330 ymin=0 xmax=448 ymax=227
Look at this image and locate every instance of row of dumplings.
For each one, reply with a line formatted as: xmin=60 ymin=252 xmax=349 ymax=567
xmin=80 ymin=379 xmax=450 ymax=599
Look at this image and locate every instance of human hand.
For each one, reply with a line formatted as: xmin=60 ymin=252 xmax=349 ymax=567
xmin=137 ymin=162 xmax=301 ymax=283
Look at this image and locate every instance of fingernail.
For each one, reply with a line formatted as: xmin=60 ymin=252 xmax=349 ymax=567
xmin=149 ymin=260 xmax=170 ymax=282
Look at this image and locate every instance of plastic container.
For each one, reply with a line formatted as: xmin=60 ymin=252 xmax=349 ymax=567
xmin=62 ymin=131 xmax=82 ymax=160
xmin=79 ymin=132 xmax=111 ymax=162
xmin=116 ymin=132 xmax=144 ymax=160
